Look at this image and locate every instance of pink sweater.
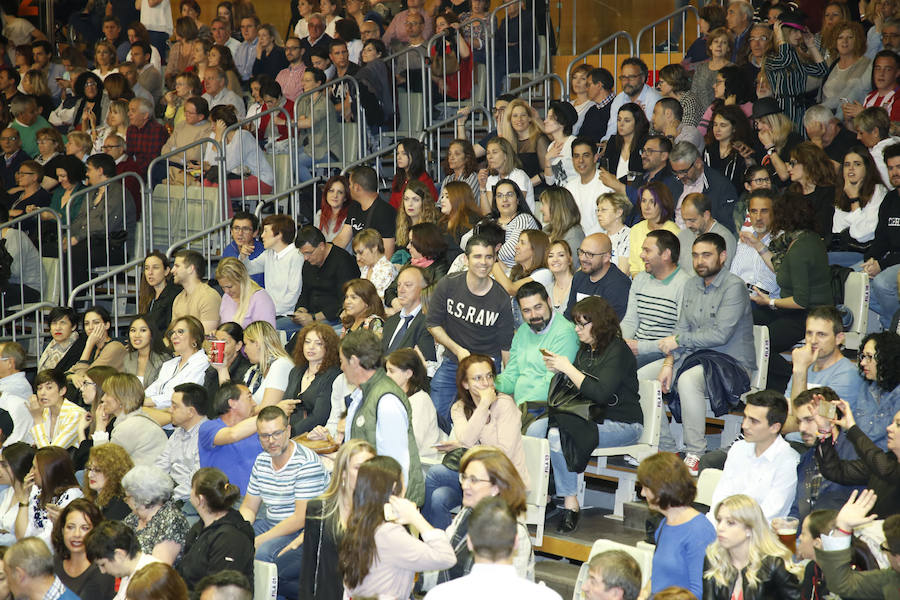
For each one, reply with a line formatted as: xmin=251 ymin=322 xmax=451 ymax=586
xmin=345 ymin=523 xmax=455 ymax=599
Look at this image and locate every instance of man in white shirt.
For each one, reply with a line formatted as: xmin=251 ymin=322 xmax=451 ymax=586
xmin=202 ymin=67 xmax=246 ymax=120
xmin=603 ymin=57 xmax=661 ymax=141
xmin=565 ymin=137 xmax=613 ymax=236
xmin=730 ymin=189 xmax=780 ymax=299
xmin=425 ymin=497 xmax=561 ymax=600
xmin=0 ymin=342 xmax=31 ymax=400
xmin=211 ymin=17 xmax=241 ymax=56
xmin=708 ymin=390 xmax=800 ymax=522
xmin=85 ymin=521 xmax=161 ymax=600
xmin=155 ymin=383 xmax=208 ymax=508
xmin=677 ymin=193 xmax=736 ymax=273
xmin=240 ymin=214 xmax=304 ymax=316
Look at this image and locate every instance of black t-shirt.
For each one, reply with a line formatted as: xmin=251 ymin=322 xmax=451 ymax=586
xmin=425 ymin=271 xmax=514 ymax=357
xmin=564 ymin=265 xmax=631 ymax=321
xmin=824 ymin=125 xmax=858 ymax=164
xmin=345 ymin=197 xmax=397 ymax=242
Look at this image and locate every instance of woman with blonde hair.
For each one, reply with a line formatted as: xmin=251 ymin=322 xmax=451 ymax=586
xmin=353 ymin=228 xmax=397 ymax=299
xmin=216 ymin=257 xmax=276 ymax=328
xmin=340 ymin=279 xmax=386 ymax=336
xmin=144 ymin=316 xmax=209 ymax=410
xmin=298 ymin=440 xmax=375 ymax=600
xmin=90 ymin=99 xmax=129 ymax=154
xmin=754 ymin=105 xmax=802 ymax=184
xmin=92 ymin=41 xmax=119 ymax=80
xmin=821 ymin=21 xmax=871 ymax=119
xmin=125 ymin=563 xmax=189 ymax=600
xmin=477 ymin=137 xmax=536 ymax=214
xmin=82 ymin=443 xmax=133 ymax=520
xmin=597 ymin=192 xmax=632 ymax=273
xmin=702 ymin=494 xmax=801 ymax=599
xmin=396 ymin=178 xmax=442 ymax=252
xmin=242 ymin=321 xmax=295 ymax=405
xmin=539 ymin=186 xmax=584 ymax=265
xmin=440 ymin=139 xmax=480 ymax=200
xmin=23 ymin=69 xmax=54 ymax=118
xmin=96 ymin=373 xmax=168 ymax=466
xmin=499 ymin=98 xmax=550 ymax=189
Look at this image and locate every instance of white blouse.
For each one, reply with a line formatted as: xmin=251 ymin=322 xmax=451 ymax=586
xmin=832 ymin=184 xmax=887 ymax=243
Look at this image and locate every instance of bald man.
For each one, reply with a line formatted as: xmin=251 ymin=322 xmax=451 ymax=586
xmin=564 ymin=233 xmax=631 ymax=320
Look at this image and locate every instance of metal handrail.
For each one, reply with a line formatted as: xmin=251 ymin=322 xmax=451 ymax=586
xmin=564 ymin=31 xmax=635 ymax=98
xmin=380 ymin=45 xmax=431 ymax=134
xmin=0 ymin=303 xmax=55 ymax=328
xmin=0 ymin=208 xmax=64 ymax=306
xmin=340 ymin=141 xmax=402 ymax=176
xmin=146 ymin=136 xmax=226 ymax=251
xmin=487 ymin=0 xmax=549 ymax=107
xmin=508 ymin=72 xmax=565 ymax=100
xmin=226 ymin=105 xmax=297 ymax=195
xmin=420 ymin=106 xmax=491 ymax=183
xmin=292 ymin=75 xmax=366 ymax=166
xmin=165 ymin=221 xmax=233 ymax=259
xmin=635 ymin=6 xmax=701 ymax=73
xmin=254 ymin=179 xmax=323 ymax=221
xmin=66 ymin=256 xmax=143 ymax=309
xmin=425 ymin=17 xmax=486 ymax=110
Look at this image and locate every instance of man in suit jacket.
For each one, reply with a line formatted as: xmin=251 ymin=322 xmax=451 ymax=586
xmin=382 ymin=265 xmax=436 ymax=362
xmin=669 ymin=141 xmax=739 ymax=234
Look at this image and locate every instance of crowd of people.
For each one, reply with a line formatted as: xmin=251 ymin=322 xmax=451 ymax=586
xmin=5 ymin=0 xmax=900 ymax=598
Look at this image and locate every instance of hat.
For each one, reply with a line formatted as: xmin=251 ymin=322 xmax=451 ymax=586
xmin=0 ymin=408 xmax=13 ymax=443
xmin=751 ymin=97 xmax=783 ymax=120
xmin=778 ymin=9 xmax=808 ymax=31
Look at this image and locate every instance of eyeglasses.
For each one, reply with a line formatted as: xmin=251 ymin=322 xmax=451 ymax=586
xmin=259 ymin=428 xmax=287 ymax=441
xmin=0 ymin=136 xmax=18 ymax=141
xmin=495 ymin=191 xmax=517 ymax=200
xmin=639 ymin=148 xmax=665 ymax=155
xmin=17 ymin=171 xmax=36 ymax=176
xmin=860 ymin=352 xmax=877 ymax=362
xmin=168 ymin=328 xmax=187 ymax=339
xmin=577 ymin=248 xmax=609 ymax=259
xmin=749 ymin=35 xmax=769 ymax=41
xmin=36 ymin=139 xmax=54 ymax=144
xmin=573 ymin=319 xmax=592 ymax=329
xmin=459 ymin=473 xmax=492 ymax=486
xmin=85 ymin=465 xmax=102 ymax=474
xmin=231 ymin=225 xmax=254 ymax=233
xmin=101 ymin=144 xmax=121 ymax=151
xmin=468 ymin=372 xmax=494 ymax=384
xmin=749 ymin=177 xmax=771 ymax=185
xmin=84 ymin=80 xmax=98 ymax=87
xmin=672 ymin=166 xmax=693 ymax=176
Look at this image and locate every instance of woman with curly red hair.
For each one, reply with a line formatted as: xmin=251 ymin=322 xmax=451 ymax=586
xmin=286 ymin=323 xmax=343 ymax=435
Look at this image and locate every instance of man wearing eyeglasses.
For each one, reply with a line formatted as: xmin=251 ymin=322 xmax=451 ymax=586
xmin=223 ymin=211 xmax=265 ymax=286
xmin=730 ymin=188 xmax=780 ymax=302
xmin=599 ymin=135 xmax=678 ymax=226
xmin=160 ymin=96 xmax=213 ymax=164
xmin=564 ymin=232 xmax=631 ymax=321
xmin=602 ymin=57 xmax=661 ymax=142
xmin=240 ymin=406 xmax=328 ymax=570
xmin=669 ymin=141 xmax=739 ymax=232
xmin=0 ymin=127 xmax=24 ymax=189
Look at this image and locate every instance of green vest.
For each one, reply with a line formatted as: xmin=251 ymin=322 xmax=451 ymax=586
xmin=349 ymin=369 xmax=425 ymax=505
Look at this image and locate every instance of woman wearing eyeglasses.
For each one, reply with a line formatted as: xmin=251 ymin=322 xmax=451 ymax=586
xmin=489 ymin=179 xmax=540 ymax=269
xmin=143 ymin=316 xmax=210 ymax=412
xmin=539 ymin=296 xmax=642 ymax=533
xmin=421 ymin=446 xmax=534 ymax=593
xmin=422 ymin=354 xmax=529 ymax=530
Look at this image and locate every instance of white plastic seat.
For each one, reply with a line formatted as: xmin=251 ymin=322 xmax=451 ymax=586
xmin=571 ymin=539 xmax=653 ymax=600
xmin=719 ymin=325 xmax=770 ymax=447
xmin=843 ymin=271 xmax=869 ymax=350
xmin=253 ymin=560 xmax=277 ymax=600
xmin=522 ymin=436 xmax=550 ymax=546
xmin=576 ymin=379 xmax=663 ymax=519
xmin=695 ymin=467 xmax=723 ymax=509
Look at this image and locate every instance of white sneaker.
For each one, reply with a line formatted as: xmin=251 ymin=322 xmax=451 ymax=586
xmin=684 ymin=453 xmax=700 ymax=476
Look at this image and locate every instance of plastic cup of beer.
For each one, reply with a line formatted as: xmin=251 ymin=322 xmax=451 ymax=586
xmin=771 ymin=516 xmax=799 ymax=554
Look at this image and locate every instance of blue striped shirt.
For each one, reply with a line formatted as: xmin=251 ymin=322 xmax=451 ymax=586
xmin=246 ymin=442 xmax=329 ymax=523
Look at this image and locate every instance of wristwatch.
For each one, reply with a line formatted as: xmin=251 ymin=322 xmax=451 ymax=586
xmin=769 ymin=298 xmax=776 ymax=309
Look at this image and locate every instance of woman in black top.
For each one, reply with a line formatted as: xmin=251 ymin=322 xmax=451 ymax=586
xmin=786 ymin=142 xmax=839 ymax=243
xmin=703 ymin=104 xmax=754 ymax=192
xmin=299 ymin=440 xmax=376 ymax=600
xmin=51 ymin=499 xmax=116 ymax=600
xmin=139 ymin=251 xmax=183 ymax=336
xmin=82 ymin=443 xmax=133 ymax=521
xmin=540 ymin=295 xmax=643 ymax=533
xmin=284 ymin=323 xmax=342 ymax=435
xmin=600 ymin=103 xmax=649 ymax=178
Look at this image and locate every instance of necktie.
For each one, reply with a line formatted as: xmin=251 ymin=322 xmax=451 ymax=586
xmin=389 ymin=315 xmax=414 ymax=351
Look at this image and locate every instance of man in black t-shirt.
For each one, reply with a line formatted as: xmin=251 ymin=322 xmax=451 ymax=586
xmin=333 ymin=165 xmax=396 ymax=256
xmin=804 ymin=104 xmax=858 ymax=165
xmin=426 ymin=235 xmax=514 ymax=432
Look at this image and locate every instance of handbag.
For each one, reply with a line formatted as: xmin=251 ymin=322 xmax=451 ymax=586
xmin=431 ymin=43 xmax=460 ymax=78
xmin=441 ymin=447 xmax=467 ymax=471
xmin=547 ymin=371 xmax=602 ymax=473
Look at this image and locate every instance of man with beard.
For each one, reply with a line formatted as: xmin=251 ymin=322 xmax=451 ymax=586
xmin=731 ymin=189 xmax=780 ymax=299
xmin=638 ymin=233 xmax=755 ymax=475
xmin=603 ymin=57 xmax=661 ymax=141
xmin=494 ymin=281 xmax=579 ymax=406
xmin=864 ymin=143 xmax=900 ymax=329
xmin=564 ymin=232 xmax=631 ymax=320
xmin=788 ymin=387 xmax=858 ymax=520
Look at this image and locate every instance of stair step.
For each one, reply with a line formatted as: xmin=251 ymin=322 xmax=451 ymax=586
xmin=535 ymin=559 xmax=580 ymax=599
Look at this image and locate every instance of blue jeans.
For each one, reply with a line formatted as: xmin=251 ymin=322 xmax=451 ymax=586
xmin=422 ymin=464 xmax=462 ymax=529
xmin=430 ymin=358 xmax=460 ymax=434
xmin=870 ymin=264 xmax=900 ymax=329
xmin=827 ymin=251 xmax=864 ymax=269
xmin=274 ymin=545 xmax=303 ymax=600
xmin=253 ymin=518 xmax=295 ymax=563
xmin=275 ymin=316 xmax=303 ymax=336
xmin=547 ymin=421 xmax=643 ymax=497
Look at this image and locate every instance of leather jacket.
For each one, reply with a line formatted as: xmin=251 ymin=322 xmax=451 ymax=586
xmin=702 ymin=555 xmax=802 ymax=600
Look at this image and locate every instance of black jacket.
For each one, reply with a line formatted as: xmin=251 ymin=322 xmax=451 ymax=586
xmin=178 ymin=509 xmax=255 ymax=590
xmin=283 ymin=364 xmax=341 ymax=435
xmin=816 ymin=424 xmax=900 ymax=518
xmin=865 ymin=189 xmax=900 ymax=269
xmin=381 ymin=310 xmax=437 ymax=361
xmin=382 ymin=252 xmax=450 ymax=308
xmin=702 ymin=555 xmax=802 ymax=600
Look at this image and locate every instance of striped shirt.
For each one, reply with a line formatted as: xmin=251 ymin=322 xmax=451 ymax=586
xmin=730 ymin=231 xmax=781 ymax=299
xmin=620 ymin=267 xmax=690 ymax=356
xmin=246 ymin=442 xmax=329 ymax=523
xmin=31 ymin=400 xmax=86 ymax=449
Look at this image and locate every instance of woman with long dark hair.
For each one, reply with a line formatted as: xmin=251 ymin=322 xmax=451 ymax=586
xmin=386 ymin=348 xmax=440 ymax=460
xmin=316 ymin=174 xmax=352 ymax=246
xmin=339 ymin=456 xmax=455 ymax=599
xmin=786 ymin=142 xmax=838 ymax=242
xmin=438 ymin=181 xmax=478 ymax=247
xmin=491 ymin=228 xmax=552 ymax=300
xmin=440 ymin=139 xmax=479 ymax=200
xmin=340 ymin=278 xmax=386 ymax=336
xmin=703 ymin=104 xmax=755 ymax=191
xmin=489 ymin=179 xmax=541 ymax=268
xmin=0 ymin=443 xmax=34 ymax=546
xmin=539 ymin=296 xmax=642 ymax=533
xmin=67 ymin=306 xmax=127 ymax=383
xmin=389 ymin=138 xmax=438 ymax=210
xmin=600 ymin=103 xmax=650 ymax=179
xmin=14 ymin=446 xmax=83 ymax=545
xmin=121 ymin=315 xmax=169 ymax=388
xmin=139 ymin=251 xmax=182 ymax=336
xmin=210 ymin=322 xmax=251 ymax=386
xmin=51 ymin=499 xmax=115 ymax=600
xmin=830 ymin=146 xmax=887 ymax=266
